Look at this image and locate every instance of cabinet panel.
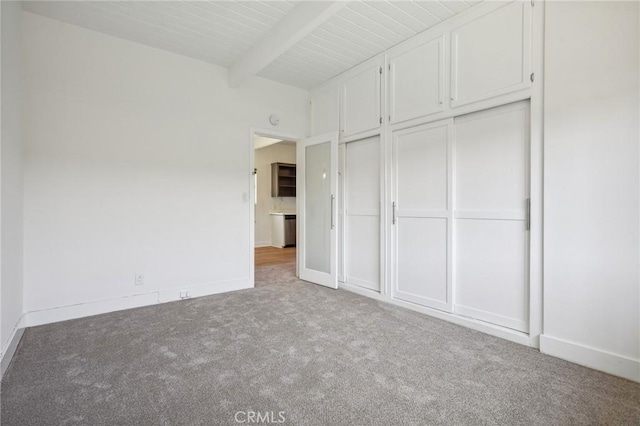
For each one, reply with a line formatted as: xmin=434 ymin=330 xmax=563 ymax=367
xmin=341 ymin=64 xmax=381 ymax=138
xmin=311 ymin=85 xmax=340 ymax=136
xmin=451 ymin=1 xmax=531 ymax=108
xmin=389 ymin=36 xmax=445 ymax=124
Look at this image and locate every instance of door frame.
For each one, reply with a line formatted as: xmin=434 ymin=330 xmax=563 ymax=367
xmin=249 ymin=127 xmax=304 ymax=287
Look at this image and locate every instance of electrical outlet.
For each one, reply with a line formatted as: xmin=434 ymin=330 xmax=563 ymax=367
xmin=135 ymin=273 xmax=144 ymax=286
xmin=180 ymin=290 xmax=191 ymax=299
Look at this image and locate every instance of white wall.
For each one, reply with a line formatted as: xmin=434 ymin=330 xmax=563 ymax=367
xmin=254 ymin=142 xmax=296 ymax=247
xmin=22 ymin=12 xmax=309 ymax=324
xmin=542 ymin=1 xmax=640 ymax=382
xmin=1 ymin=0 xmax=25 ymax=372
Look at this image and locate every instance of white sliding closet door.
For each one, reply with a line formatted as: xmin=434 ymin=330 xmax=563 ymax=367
xmin=343 ymin=136 xmax=380 ymax=291
xmin=392 ymin=120 xmax=453 ymax=312
xmin=454 ymin=101 xmax=530 ymax=332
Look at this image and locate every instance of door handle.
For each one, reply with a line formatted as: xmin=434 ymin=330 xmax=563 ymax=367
xmin=331 ymin=194 xmax=335 ymax=230
xmin=392 ymin=202 xmax=397 ymax=225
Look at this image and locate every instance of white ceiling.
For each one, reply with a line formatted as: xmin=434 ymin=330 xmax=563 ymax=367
xmin=22 ymin=1 xmax=479 ymax=90
xmin=259 ymin=0 xmax=479 ymax=88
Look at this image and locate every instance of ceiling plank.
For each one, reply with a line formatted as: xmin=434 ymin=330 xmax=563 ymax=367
xmin=228 ymin=1 xmax=347 ymax=88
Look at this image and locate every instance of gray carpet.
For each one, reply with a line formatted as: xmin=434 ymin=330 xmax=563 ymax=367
xmin=2 ymin=263 xmax=639 ymax=425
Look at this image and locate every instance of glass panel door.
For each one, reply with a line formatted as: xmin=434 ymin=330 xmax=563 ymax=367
xmin=297 ymin=132 xmax=338 ymax=288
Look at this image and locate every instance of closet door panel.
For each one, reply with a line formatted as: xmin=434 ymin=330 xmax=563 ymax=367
xmin=346 ymin=137 xmax=380 ymax=213
xmin=389 ymin=36 xmax=444 ymax=124
xmin=311 ymin=85 xmax=340 ymax=136
xmin=346 ymin=215 xmax=380 ymax=291
xmin=456 ymin=220 xmax=527 ymax=331
xmin=344 ymin=136 xmax=380 ymax=291
xmin=396 ymin=218 xmax=448 ymax=305
xmin=396 ymin=126 xmax=448 ymax=212
xmin=342 ymin=64 xmax=381 ymax=138
xmin=455 ymin=103 xmax=528 ymax=212
xmin=451 ymin=1 xmax=531 ymax=108
xmin=453 ymin=101 xmax=529 ymax=332
xmin=392 ymin=121 xmax=452 ymax=311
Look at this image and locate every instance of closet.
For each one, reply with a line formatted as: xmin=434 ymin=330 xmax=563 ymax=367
xmin=307 ymin=0 xmax=539 ymax=344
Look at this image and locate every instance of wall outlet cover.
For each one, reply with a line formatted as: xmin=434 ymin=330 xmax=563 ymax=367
xmin=135 ymin=273 xmax=144 ymax=286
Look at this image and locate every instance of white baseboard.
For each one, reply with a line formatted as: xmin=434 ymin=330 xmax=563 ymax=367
xmin=255 ymin=241 xmax=271 ymax=248
xmin=339 ymin=281 xmax=533 ymax=347
xmin=1 ymin=324 xmax=25 ymax=379
xmin=339 ymin=281 xmax=384 ymax=301
xmin=540 ymin=334 xmax=640 ymax=383
xmin=25 ymin=278 xmax=252 ymax=328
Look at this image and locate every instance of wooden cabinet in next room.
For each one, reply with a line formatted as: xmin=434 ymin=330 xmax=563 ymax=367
xmin=271 ymin=162 xmax=296 ymax=197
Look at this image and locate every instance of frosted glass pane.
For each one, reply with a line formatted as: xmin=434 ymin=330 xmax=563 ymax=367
xmin=305 ymin=142 xmax=331 ymax=273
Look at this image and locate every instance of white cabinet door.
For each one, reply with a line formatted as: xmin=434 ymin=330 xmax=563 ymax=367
xmin=344 ymin=136 xmax=381 ymax=292
xmin=453 ymin=101 xmax=529 ymax=332
xmin=389 ymin=36 xmax=445 ymax=124
xmin=341 ymin=63 xmax=381 ymax=138
xmin=392 ymin=120 xmax=453 ymax=312
xmin=451 ymin=1 xmax=531 ymax=108
xmin=311 ymin=85 xmax=340 ymax=136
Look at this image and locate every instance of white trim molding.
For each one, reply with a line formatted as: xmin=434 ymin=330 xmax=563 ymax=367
xmin=340 ymin=283 xmax=533 ymax=347
xmin=1 ymin=323 xmax=25 ymax=379
xmin=25 ymin=279 xmax=251 ymax=328
xmin=540 ymin=334 xmax=640 ymax=383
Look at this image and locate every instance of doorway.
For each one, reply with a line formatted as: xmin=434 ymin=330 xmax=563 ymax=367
xmin=250 ymin=129 xmax=303 ymax=285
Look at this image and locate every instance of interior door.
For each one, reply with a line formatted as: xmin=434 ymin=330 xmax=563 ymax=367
xmin=297 ymin=132 xmax=339 ymax=289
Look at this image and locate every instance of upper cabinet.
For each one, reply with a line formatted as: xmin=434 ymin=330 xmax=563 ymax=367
xmin=341 ymin=61 xmax=382 ymax=138
xmin=310 ymin=85 xmax=340 ymax=137
xmin=389 ymin=36 xmax=445 ymax=124
xmin=309 ymin=1 xmax=534 ymax=134
xmin=450 ymin=1 xmax=531 ymax=108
